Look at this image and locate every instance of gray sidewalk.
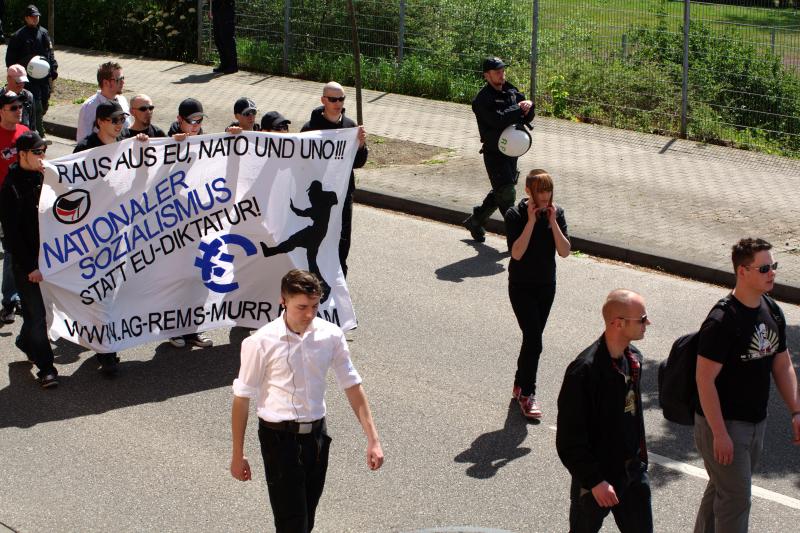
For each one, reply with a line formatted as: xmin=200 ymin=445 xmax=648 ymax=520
xmin=40 ymin=46 xmax=800 ymax=302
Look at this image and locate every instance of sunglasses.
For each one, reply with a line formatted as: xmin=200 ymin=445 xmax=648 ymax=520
xmin=103 ymin=116 xmax=126 ymax=125
xmin=114 ymin=76 xmax=125 ymax=83
xmin=28 ymin=148 xmax=47 ymax=155
xmin=183 ymin=117 xmax=203 ymax=125
xmin=136 ymin=105 xmax=155 ymax=112
xmin=272 ymin=124 xmax=288 ymax=131
xmin=4 ymin=104 xmax=21 ymax=112
xmin=618 ymin=314 xmax=648 ymax=324
xmin=241 ymin=110 xmax=257 ymax=117
xmin=324 ymin=96 xmax=346 ymax=103
xmin=747 ymin=262 xmax=778 ymax=274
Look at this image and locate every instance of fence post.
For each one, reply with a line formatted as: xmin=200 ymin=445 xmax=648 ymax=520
xmin=398 ymin=0 xmax=406 ymax=63
xmin=346 ymin=0 xmax=363 ymax=125
xmin=530 ymin=0 xmax=539 ymax=104
xmin=196 ymin=0 xmax=203 ymax=63
xmin=771 ymin=27 xmax=776 ymax=55
xmin=680 ymin=0 xmax=690 ymax=139
xmin=622 ymin=34 xmax=628 ymax=60
xmin=47 ymin=0 xmax=54 ymax=42
xmin=283 ymin=0 xmax=291 ymax=74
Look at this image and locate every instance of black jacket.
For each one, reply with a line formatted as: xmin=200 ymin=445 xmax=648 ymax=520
xmin=472 ymin=81 xmax=531 ymax=155
xmin=301 ymin=106 xmax=368 ymax=194
xmin=5 ymin=24 xmax=58 ymax=100
xmin=556 ymin=334 xmax=648 ymax=490
xmin=0 ymin=162 xmax=44 ymax=273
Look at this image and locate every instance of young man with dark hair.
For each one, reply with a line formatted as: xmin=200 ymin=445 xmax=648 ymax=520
xmin=76 ymin=61 xmax=130 ymax=142
xmin=168 ymin=97 xmax=206 ymax=138
xmin=301 ymin=82 xmax=367 ymax=277
xmin=4 ymin=4 xmax=57 ymax=136
xmin=693 ymin=237 xmax=800 ymax=533
xmin=557 ymin=289 xmax=653 ymax=533
xmin=0 ymin=130 xmax=57 ymax=387
xmin=74 ymin=100 xmax=127 ymax=152
xmin=227 ymin=97 xmax=260 ymax=132
xmin=230 ymin=269 xmax=383 ymax=532
xmin=5 ymin=64 xmax=37 ymax=131
xmin=261 ymin=111 xmax=290 ymax=132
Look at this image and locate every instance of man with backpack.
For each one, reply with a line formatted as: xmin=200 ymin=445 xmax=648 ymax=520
xmin=693 ymin=237 xmax=800 ymax=533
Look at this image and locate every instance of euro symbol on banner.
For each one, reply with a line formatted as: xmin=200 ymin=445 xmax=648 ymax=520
xmin=194 ymin=234 xmax=257 ymax=293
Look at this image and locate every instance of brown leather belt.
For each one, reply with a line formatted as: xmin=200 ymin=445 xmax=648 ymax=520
xmin=259 ymin=418 xmax=324 ymax=435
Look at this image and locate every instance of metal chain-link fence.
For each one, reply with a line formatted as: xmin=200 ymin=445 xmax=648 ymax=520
xmin=199 ymin=0 xmax=800 ymax=157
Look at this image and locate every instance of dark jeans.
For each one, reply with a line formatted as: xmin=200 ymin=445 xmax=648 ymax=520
xmin=258 ymin=419 xmax=331 ymax=533
xmin=2 ymin=249 xmax=19 ymax=308
xmin=339 ymin=191 xmax=353 ymax=277
xmin=13 ymin=265 xmax=55 ymax=378
xmin=568 ymin=473 xmax=653 ymax=533
xmin=470 ymin=151 xmax=518 ymax=228
xmin=212 ymin=0 xmax=238 ymax=70
xmin=508 ymin=282 xmax=556 ymax=396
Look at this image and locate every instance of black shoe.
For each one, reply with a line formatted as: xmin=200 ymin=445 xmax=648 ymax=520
xmin=222 ymin=67 xmax=239 ymax=74
xmin=97 ymin=353 xmax=120 ymax=377
xmin=0 ymin=304 xmax=16 ymax=324
xmin=212 ymin=66 xmax=226 ymax=73
xmin=39 ymin=372 xmax=59 ymax=389
xmin=462 ymin=216 xmax=486 ymax=243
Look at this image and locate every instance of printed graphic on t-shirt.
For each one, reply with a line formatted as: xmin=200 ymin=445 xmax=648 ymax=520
xmin=743 ymin=322 xmax=779 ymax=361
xmin=1 ymin=146 xmax=17 ymax=160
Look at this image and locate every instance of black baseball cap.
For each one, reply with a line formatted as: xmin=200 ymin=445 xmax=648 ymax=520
xmin=95 ymin=100 xmax=127 ymax=121
xmin=260 ymin=111 xmax=291 ymax=130
xmin=0 ymin=89 xmax=23 ymax=107
xmin=25 ymin=5 xmax=41 ymax=17
xmin=178 ymin=98 xmax=205 ymax=120
xmin=482 ymin=57 xmax=507 ymax=72
xmin=234 ymin=97 xmax=257 ymax=115
xmin=16 ymin=130 xmax=51 ymax=151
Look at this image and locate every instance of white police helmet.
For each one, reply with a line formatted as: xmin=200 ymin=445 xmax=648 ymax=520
xmin=26 ymin=56 xmax=50 ymax=80
xmin=498 ymin=124 xmax=532 ymax=157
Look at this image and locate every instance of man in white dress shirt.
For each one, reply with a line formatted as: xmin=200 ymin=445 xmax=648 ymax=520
xmin=76 ymin=61 xmax=131 ymax=142
xmin=230 ymin=269 xmax=383 ymax=532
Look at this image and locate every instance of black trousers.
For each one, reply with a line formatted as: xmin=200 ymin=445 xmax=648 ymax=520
xmin=508 ymin=282 xmax=556 ymax=397
xmin=568 ymin=473 xmax=653 ymax=533
xmin=339 ymin=191 xmax=353 ymax=277
xmin=13 ymin=265 xmax=55 ymax=378
xmin=258 ymin=420 xmax=331 ymax=533
xmin=212 ymin=0 xmax=238 ymax=70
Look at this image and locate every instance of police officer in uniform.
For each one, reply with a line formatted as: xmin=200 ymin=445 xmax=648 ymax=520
xmin=4 ymin=4 xmax=57 ymax=137
xmin=463 ymin=57 xmax=533 ymax=243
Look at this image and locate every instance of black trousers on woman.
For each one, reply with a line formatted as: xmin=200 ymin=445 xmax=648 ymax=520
xmin=508 ymin=282 xmax=556 ymax=397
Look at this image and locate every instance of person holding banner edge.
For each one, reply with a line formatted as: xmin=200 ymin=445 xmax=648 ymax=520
xmin=0 ymin=130 xmax=57 ymax=388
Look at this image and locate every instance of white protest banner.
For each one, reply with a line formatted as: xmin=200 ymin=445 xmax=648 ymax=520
xmin=38 ymin=129 xmax=359 ymax=352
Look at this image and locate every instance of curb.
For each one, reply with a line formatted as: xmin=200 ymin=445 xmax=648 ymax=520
xmin=354 ymin=188 xmax=800 ymax=305
xmin=44 ymin=119 xmax=800 ymax=305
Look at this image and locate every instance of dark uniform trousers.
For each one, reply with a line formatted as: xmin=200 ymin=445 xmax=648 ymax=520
xmin=471 ymin=150 xmax=518 ymax=226
xmin=258 ymin=419 xmax=331 ymax=533
xmin=212 ymin=0 xmax=238 ymax=71
xmin=568 ymin=473 xmax=653 ymax=533
xmin=12 ymin=265 xmax=56 ymax=378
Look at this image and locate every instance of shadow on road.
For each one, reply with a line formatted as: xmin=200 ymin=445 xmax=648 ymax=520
xmin=435 ymin=240 xmax=508 ymax=283
xmin=172 ymin=72 xmax=219 ymax=85
xmin=0 ymin=327 xmax=251 ymax=429
xmin=454 ymin=400 xmax=533 ymax=479
xmin=641 ymin=323 xmax=800 ymax=490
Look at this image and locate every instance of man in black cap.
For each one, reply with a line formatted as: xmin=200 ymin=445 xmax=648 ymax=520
xmin=168 ymin=97 xmax=206 ymax=138
xmin=74 ymin=100 xmax=128 ymax=152
xmin=261 ymin=111 xmax=290 ymax=132
xmin=166 ymin=97 xmax=213 ymax=349
xmin=463 ymin=57 xmax=533 ymax=243
xmin=0 ymin=88 xmax=27 ymax=324
xmin=0 ymin=130 xmax=58 ymax=388
xmin=227 ymin=97 xmax=259 ymax=132
xmin=210 ymin=0 xmax=238 ymax=74
xmin=4 ymin=4 xmax=58 ymax=137
xmin=122 ymin=94 xmax=165 ymax=139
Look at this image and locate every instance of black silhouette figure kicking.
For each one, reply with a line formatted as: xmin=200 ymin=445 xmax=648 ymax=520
xmin=261 ymin=181 xmax=338 ymax=302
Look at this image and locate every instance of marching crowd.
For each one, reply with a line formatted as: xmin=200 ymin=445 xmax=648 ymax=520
xmin=0 ymin=3 xmax=797 ymax=532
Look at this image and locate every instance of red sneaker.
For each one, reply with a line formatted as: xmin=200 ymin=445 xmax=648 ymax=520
xmin=518 ymin=394 xmax=542 ymax=419
xmin=512 ymin=384 xmax=521 ymax=400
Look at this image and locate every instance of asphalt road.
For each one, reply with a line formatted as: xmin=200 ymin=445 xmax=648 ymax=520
xmin=1 ymin=178 xmax=799 ymax=532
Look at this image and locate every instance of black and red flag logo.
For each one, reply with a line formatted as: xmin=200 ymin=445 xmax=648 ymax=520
xmin=52 ymin=189 xmax=91 ymax=224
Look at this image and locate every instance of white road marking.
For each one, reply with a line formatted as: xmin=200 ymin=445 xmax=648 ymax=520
xmin=546 ymin=427 xmax=800 ymax=510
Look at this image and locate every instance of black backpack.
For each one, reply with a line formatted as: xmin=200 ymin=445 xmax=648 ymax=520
xmin=657 ymin=294 xmax=783 ymax=425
